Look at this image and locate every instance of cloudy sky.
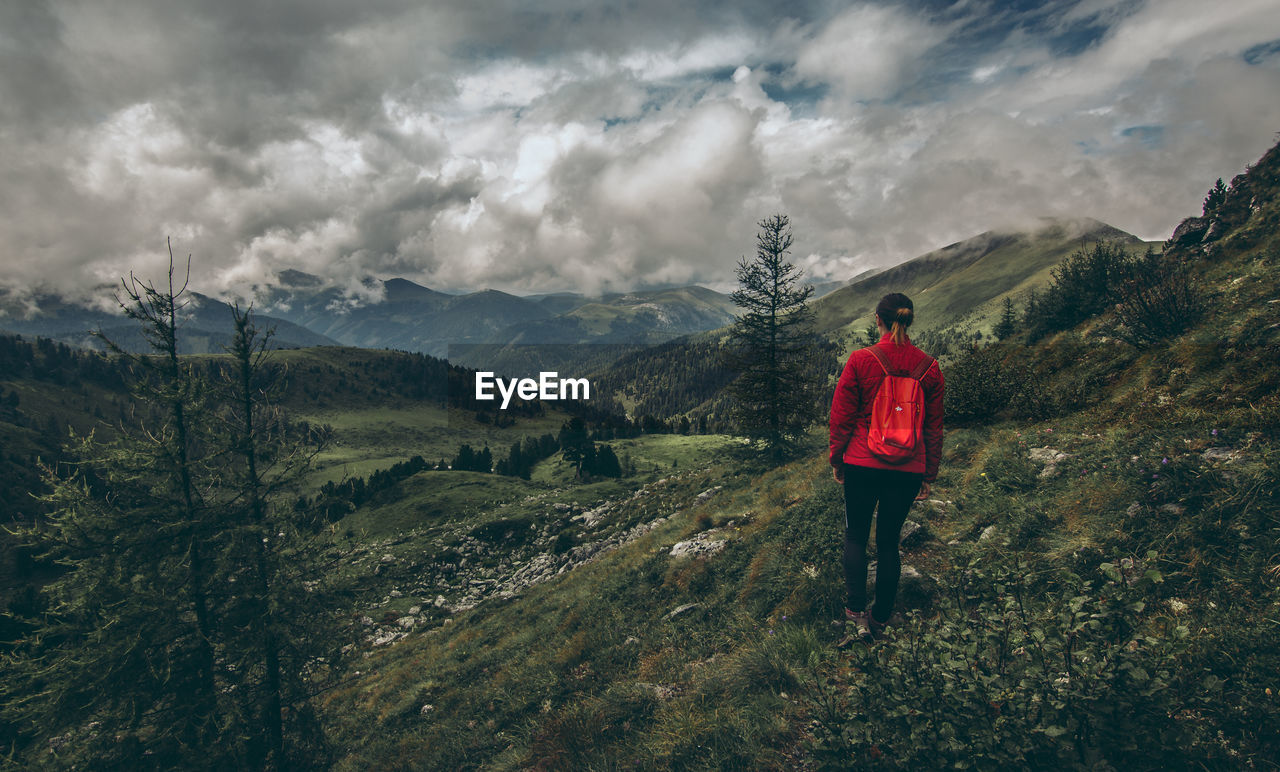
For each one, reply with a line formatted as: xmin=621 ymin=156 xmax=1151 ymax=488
xmin=3 ymin=0 xmax=1280 ymax=305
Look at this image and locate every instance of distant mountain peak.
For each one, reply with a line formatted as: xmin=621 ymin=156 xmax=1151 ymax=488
xmin=276 ymin=269 xmax=324 ymax=288
xmin=379 ymin=278 xmax=456 ymax=306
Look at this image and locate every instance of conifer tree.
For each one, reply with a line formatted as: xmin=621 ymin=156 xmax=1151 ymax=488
xmin=2 ymin=255 xmax=332 ymax=769
xmin=1202 ymin=177 xmax=1228 ymax=217
xmin=993 ymin=296 xmax=1018 ymax=340
xmin=723 ymin=214 xmax=822 ymax=457
xmin=3 ymin=248 xmax=223 ymax=767
xmin=210 ymin=304 xmax=330 ymax=769
xmin=1023 ymin=288 xmax=1039 ymax=327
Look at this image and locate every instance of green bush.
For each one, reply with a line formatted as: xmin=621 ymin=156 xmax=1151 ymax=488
xmin=802 ymin=555 xmax=1237 ymax=770
xmin=943 ymin=345 xmax=1013 ymax=425
xmin=1114 ymin=250 xmax=1206 ymax=349
xmin=1028 ymin=242 xmax=1133 ymax=343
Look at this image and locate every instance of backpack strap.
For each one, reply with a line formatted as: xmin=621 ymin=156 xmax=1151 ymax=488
xmin=865 ymin=345 xmax=897 ymax=376
xmin=909 ymin=355 xmax=935 ymax=381
xmin=865 ymin=345 xmax=935 ymax=380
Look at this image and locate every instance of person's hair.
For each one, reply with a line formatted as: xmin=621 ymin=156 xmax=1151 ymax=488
xmin=875 ymin=293 xmax=914 ymax=346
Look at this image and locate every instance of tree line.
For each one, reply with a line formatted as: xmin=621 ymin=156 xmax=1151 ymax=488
xmin=2 ymin=255 xmax=334 ymax=769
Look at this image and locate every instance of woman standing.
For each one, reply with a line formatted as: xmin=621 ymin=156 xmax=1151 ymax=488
xmin=829 ymin=292 xmax=944 ymax=644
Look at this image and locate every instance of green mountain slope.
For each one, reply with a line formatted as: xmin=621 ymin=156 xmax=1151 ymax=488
xmin=812 ymin=217 xmax=1147 ymax=345
xmin=308 ymin=146 xmax=1280 ymax=769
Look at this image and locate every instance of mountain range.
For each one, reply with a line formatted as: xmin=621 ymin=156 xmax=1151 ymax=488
xmin=0 ymin=216 xmax=1150 ymax=359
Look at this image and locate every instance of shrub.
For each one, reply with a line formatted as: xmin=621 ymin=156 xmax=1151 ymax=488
xmin=802 ymin=556 xmax=1228 ymax=770
xmin=1113 ymin=250 xmax=1206 ymax=348
xmin=943 ymin=344 xmax=1013 ymax=425
xmin=1028 ymin=242 xmax=1132 ymax=342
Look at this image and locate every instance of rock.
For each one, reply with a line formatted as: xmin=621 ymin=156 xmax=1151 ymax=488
xmin=663 ymin=602 xmax=702 ymax=620
xmin=1029 ymin=447 xmax=1071 ymax=478
xmin=396 ymin=616 xmax=416 ymax=629
xmin=695 ymin=486 xmax=723 ymax=503
xmin=553 ymin=502 xmax=571 ymax=513
xmin=1170 ymin=216 xmax=1209 ymax=246
xmin=1203 ymin=219 xmax=1227 ymax=242
xmin=979 ymin=525 xmax=999 ymax=542
xmin=1125 ymin=502 xmax=1144 ymax=518
xmin=409 ymin=605 xmax=421 ymax=615
xmin=896 ymin=564 xmax=938 ymax=609
xmin=637 ymin=682 xmax=680 ymax=701
xmin=1028 ymin=447 xmax=1062 ymax=463
xmin=1202 ymin=447 xmax=1244 ymax=463
xmin=360 ymin=615 xmax=374 ymax=626
xmin=369 ymin=628 xmax=406 ymax=647
xmin=389 ymin=589 xmax=403 ymax=598
xmin=624 ymin=636 xmax=640 ymax=646
xmin=670 ymin=532 xmax=727 ymax=559
xmin=433 ymin=595 xmax=448 ymax=608
xmin=420 ymin=704 xmax=435 ymax=715
xmin=1157 ymin=503 xmax=1186 ymax=516
xmin=380 ymin=554 xmax=395 ymax=564
xmin=899 ymin=520 xmax=927 ymax=548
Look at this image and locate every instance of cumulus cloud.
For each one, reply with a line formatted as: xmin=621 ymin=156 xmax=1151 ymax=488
xmin=1 ymin=0 xmax=1279 ymax=310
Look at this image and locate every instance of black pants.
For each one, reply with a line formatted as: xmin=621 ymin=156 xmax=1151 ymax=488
xmin=842 ymin=462 xmax=923 ymax=622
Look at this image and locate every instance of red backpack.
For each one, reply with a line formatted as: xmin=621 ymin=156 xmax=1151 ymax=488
xmin=864 ymin=346 xmax=934 ymax=464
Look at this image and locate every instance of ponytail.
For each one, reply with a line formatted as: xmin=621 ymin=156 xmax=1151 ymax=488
xmin=890 ymin=307 xmax=911 ymax=345
xmin=875 ymin=293 xmax=915 ymax=346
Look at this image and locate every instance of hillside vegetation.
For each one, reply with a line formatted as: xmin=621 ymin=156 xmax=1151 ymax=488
xmin=811 ymin=217 xmax=1148 ymax=351
xmin=3 ymin=140 xmax=1278 ymax=769
xmin=313 ymin=144 xmax=1280 ymax=769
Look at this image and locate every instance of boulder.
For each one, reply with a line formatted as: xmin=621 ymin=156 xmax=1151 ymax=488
xmin=670 ymin=531 xmax=727 ymax=559
xmin=899 ymin=519 xmax=928 ymax=548
xmin=1170 ymin=216 xmax=1210 ymax=246
xmin=1203 ymin=219 xmax=1227 ymax=242
xmin=1029 ymin=447 xmax=1072 ymax=478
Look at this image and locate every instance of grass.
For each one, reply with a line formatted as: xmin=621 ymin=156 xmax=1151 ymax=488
xmin=297 ymin=404 xmax=567 ymax=486
xmin=811 ymin=218 xmax=1145 ymax=344
xmin=314 ymin=308 xmax=1280 ymax=769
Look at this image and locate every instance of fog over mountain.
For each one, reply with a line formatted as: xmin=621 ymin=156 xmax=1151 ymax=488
xmin=2 ymin=0 xmax=1279 ymax=312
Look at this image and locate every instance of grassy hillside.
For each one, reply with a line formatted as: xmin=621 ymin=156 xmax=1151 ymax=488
xmin=812 ymin=217 xmax=1147 ymax=349
xmin=308 ymin=147 xmax=1280 ymax=769
xmin=6 ymin=140 xmax=1279 ymax=768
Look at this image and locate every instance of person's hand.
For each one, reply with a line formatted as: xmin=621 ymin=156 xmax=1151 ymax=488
xmin=832 ymin=465 xmax=844 ymax=484
xmin=915 ymin=481 xmax=931 ymax=500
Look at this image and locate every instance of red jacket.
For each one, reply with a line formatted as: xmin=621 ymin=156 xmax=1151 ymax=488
xmin=829 ymin=333 xmax=944 ymax=482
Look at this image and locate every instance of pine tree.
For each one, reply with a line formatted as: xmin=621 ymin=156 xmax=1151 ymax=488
xmin=993 ymin=296 xmax=1018 ymax=340
xmin=723 ymin=213 xmax=822 ymax=457
xmin=210 ymin=304 xmax=331 ymax=769
xmin=3 ymin=248 xmax=224 ymax=767
xmin=1023 ymin=288 xmax=1039 ymax=327
xmin=1202 ymin=177 xmax=1228 ymax=217
xmin=2 ymin=255 xmax=333 ymax=769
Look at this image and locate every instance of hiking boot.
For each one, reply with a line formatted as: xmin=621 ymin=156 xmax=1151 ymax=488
xmin=868 ymin=611 xmax=891 ymax=639
xmin=845 ymin=608 xmax=874 ymax=643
